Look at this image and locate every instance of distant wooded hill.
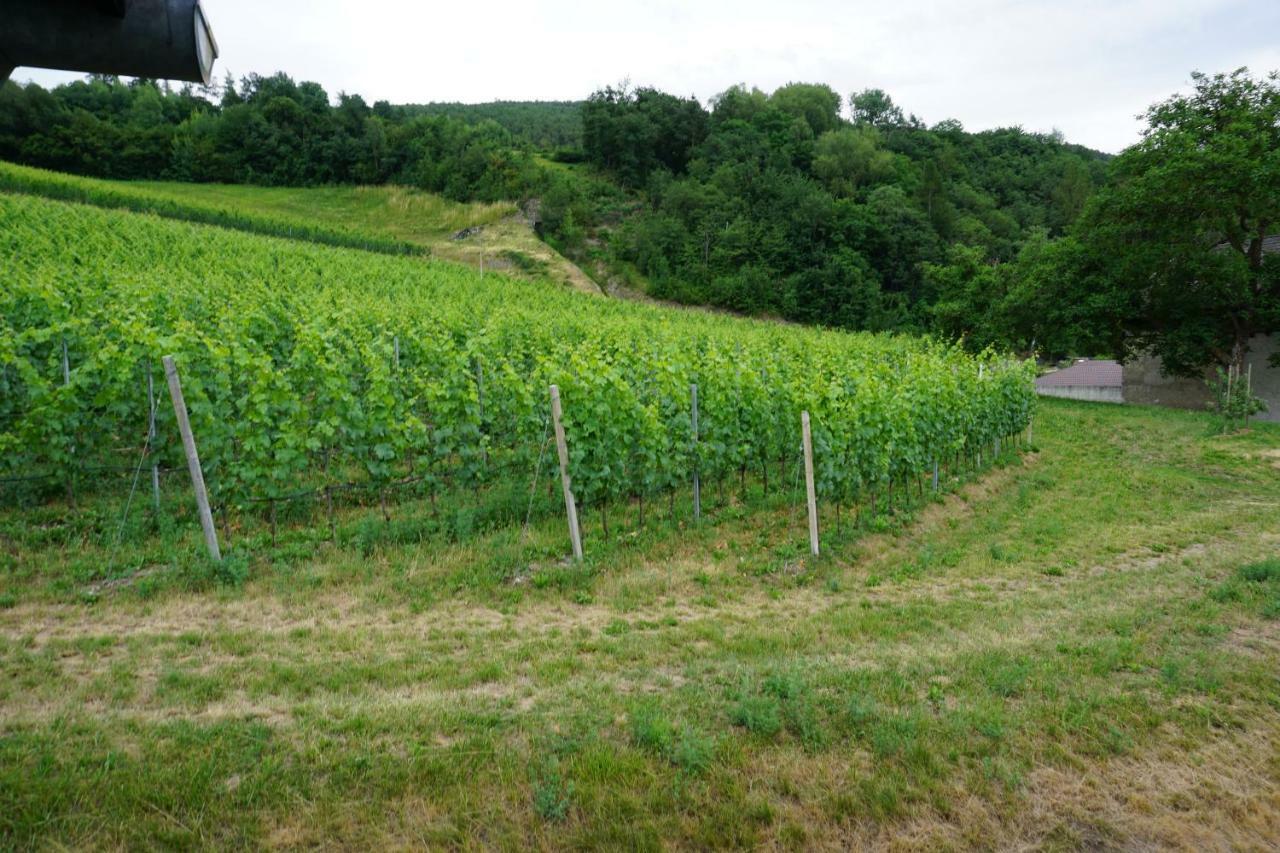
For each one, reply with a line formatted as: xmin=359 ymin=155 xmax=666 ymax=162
xmin=397 ymin=100 xmax=583 ymax=150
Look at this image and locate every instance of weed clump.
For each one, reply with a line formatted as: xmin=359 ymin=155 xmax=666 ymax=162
xmin=629 ymin=703 xmax=715 ymax=774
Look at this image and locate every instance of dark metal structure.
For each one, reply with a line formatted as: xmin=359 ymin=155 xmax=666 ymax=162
xmin=1 ymin=0 xmax=218 ymax=85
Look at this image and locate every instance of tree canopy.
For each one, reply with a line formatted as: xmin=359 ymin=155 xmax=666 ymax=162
xmin=0 ymin=72 xmax=542 ymax=201
xmin=1074 ymin=69 xmax=1280 ymax=374
xmin=578 ymin=81 xmax=1108 ymax=330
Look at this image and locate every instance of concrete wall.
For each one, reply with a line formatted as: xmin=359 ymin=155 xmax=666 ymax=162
xmin=1122 ymin=334 xmax=1279 ymax=422
xmin=1037 ymin=385 xmax=1123 ymax=404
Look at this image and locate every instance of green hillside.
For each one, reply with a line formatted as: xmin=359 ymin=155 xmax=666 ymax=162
xmin=0 ymin=161 xmax=600 ymax=293
xmin=0 ymin=73 xmax=1111 ymax=338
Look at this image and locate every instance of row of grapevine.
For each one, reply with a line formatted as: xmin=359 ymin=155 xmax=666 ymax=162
xmin=0 ymin=161 xmax=425 ymax=257
xmin=0 ymin=193 xmax=1035 ymax=537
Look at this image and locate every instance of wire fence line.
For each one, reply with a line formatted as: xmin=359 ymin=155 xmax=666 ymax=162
xmin=2 ymin=417 xmax=1027 ymax=568
xmin=2 ymin=345 xmax=1034 ymax=562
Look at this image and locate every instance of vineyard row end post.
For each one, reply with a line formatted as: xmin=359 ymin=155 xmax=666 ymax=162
xmin=162 ymin=356 xmax=221 ymax=562
xmin=549 ymin=385 xmax=583 ymax=562
xmin=62 ymin=336 xmax=74 ymax=505
xmin=691 ymin=383 xmax=700 ymax=522
xmin=1246 ymin=363 xmax=1252 ymax=426
xmin=147 ymin=363 xmax=160 ymax=512
xmin=801 ymin=410 xmax=819 ymax=557
xmin=475 ymin=359 xmax=487 ymax=467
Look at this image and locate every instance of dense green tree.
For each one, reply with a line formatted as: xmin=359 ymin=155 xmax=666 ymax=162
xmin=850 ymin=88 xmax=904 ymax=128
xmin=1050 ymin=157 xmax=1091 ymax=231
xmin=582 ymin=85 xmax=707 ymax=186
xmin=769 ymin=83 xmax=842 ymax=136
xmin=857 ymin=185 xmax=944 ymax=303
xmin=812 ymin=127 xmax=895 ymax=197
xmin=709 ymin=84 xmax=769 ymax=125
xmin=1002 ymin=232 xmax=1121 ymax=358
xmin=924 ymin=243 xmax=1011 ymax=348
xmin=787 ymin=248 xmax=888 ymax=328
xmin=0 ymin=71 xmax=548 ymax=193
xmin=1074 ymin=68 xmax=1280 ymax=375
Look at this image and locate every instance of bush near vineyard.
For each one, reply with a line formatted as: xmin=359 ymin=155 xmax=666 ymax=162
xmin=0 ymin=193 xmax=1035 ymax=529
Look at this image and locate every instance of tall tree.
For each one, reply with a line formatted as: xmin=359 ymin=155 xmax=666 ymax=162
xmin=582 ymin=84 xmax=707 ymax=186
xmin=811 ymin=127 xmax=895 ymax=197
xmin=769 ymin=83 xmax=842 ymax=136
xmin=850 ymin=88 xmax=904 ymax=128
xmin=1080 ymin=68 xmax=1280 ymax=375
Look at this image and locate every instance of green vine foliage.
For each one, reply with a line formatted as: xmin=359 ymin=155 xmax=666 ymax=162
xmin=0 ymin=193 xmax=1036 ymax=518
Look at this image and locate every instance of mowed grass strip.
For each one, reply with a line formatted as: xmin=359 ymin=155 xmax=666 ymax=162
xmin=1 ymin=398 xmax=1279 ymax=849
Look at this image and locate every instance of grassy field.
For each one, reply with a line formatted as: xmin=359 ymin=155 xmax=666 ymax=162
xmin=0 ymin=161 xmax=600 ymax=294
xmin=2 ymin=398 xmax=1278 ymax=848
xmin=132 ymin=179 xmax=517 ymax=242
xmin=125 ymin=180 xmax=605 ymax=291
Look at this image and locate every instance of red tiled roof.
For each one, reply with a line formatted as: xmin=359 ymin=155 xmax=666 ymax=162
xmin=1035 ymin=359 xmax=1123 ymax=389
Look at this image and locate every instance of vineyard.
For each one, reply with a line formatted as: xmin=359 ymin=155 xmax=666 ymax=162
xmin=0 ymin=161 xmax=427 ymax=257
xmin=6 ymin=182 xmax=1280 ymax=853
xmin=0 ymin=191 xmax=1034 ymax=555
xmin=0 ymin=161 xmax=600 ymax=294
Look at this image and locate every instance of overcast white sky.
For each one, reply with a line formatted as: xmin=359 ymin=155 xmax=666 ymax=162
xmin=14 ymin=0 xmax=1280 ymax=153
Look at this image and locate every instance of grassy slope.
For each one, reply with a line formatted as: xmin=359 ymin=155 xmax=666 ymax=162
xmin=130 ymin=179 xmax=516 ymax=241
xmin=2 ymin=398 xmax=1279 ymax=848
xmin=533 ymin=156 xmax=657 ymax=300
xmin=132 ymin=180 xmax=604 ymax=294
xmin=0 ymin=161 xmax=601 ymax=294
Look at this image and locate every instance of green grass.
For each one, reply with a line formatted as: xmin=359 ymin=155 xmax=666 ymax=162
xmin=2 ymin=399 xmax=1279 ymax=848
xmin=128 ymin=179 xmax=514 ymax=243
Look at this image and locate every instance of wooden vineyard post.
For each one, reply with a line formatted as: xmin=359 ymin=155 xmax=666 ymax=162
xmin=1246 ymin=363 xmax=1253 ymax=426
xmin=475 ymin=359 xmax=487 ymax=467
xmin=61 ymin=337 xmax=74 ymax=505
xmin=147 ymin=363 xmax=160 ymax=512
xmin=162 ymin=356 xmax=221 ymax=562
xmin=691 ymin=383 xmax=701 ymax=522
xmin=549 ymin=385 xmax=583 ymax=562
xmin=932 ymin=458 xmax=939 ymax=492
xmin=801 ymin=411 xmax=819 ymax=557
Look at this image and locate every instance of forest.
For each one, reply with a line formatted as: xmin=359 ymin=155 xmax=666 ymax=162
xmin=567 ymin=83 xmax=1106 ymax=341
xmin=1 ymin=69 xmax=1275 ymax=375
xmin=0 ymin=73 xmax=542 ymax=199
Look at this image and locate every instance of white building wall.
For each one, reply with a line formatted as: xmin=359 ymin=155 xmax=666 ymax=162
xmin=1037 ymin=385 xmax=1124 ymax=404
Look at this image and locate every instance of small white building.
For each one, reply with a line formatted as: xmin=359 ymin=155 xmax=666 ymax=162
xmin=1035 ymin=359 xmax=1123 ymax=404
